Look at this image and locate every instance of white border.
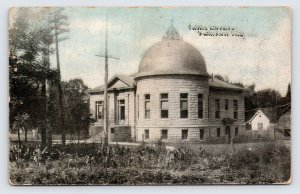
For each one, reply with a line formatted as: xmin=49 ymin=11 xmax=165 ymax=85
xmin=1 ymin=1 xmax=299 ymax=194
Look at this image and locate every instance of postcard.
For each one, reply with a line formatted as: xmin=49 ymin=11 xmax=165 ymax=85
xmin=9 ymin=7 xmax=291 ymax=185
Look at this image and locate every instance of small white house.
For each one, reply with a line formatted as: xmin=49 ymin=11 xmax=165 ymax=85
xmin=246 ymin=109 xmax=271 ymax=131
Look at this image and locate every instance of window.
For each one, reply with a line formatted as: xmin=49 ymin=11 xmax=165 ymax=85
xmin=95 ymin=101 xmax=103 ymax=119
xmin=182 ymin=129 xmax=188 ymax=140
xmin=233 ymin=100 xmax=238 ymax=119
xmin=145 ymin=94 xmax=150 ymax=119
xmin=235 ymin=127 xmax=239 ymax=136
xmin=258 ymin=122 xmax=263 ymax=130
xmin=160 ymin=93 xmax=169 ymax=118
xmin=217 ymin=128 xmax=221 ymax=138
xmin=144 ymin=129 xmax=149 ymax=140
xmin=215 ymin=99 xmax=220 ymax=119
xmin=198 ymin=94 xmax=203 ymax=119
xmin=111 ymin=128 xmax=115 ymax=134
xmin=284 ymin=129 xmax=290 ymax=137
xmin=161 ymin=129 xmax=168 ymax=140
xmin=225 ymin=99 xmax=229 ymax=110
xmin=200 ymin=129 xmax=205 ymax=140
xmin=180 ymin=93 xmax=188 ymax=118
xmin=118 ymin=100 xmax=125 ymax=120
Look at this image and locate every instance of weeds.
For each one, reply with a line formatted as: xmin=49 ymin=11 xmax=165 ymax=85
xmin=9 ymin=141 xmax=290 ymax=185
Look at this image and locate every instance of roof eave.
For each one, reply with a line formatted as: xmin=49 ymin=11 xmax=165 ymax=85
xmin=209 ymin=86 xmax=245 ymax=91
xmin=88 ymin=86 xmax=135 ymax=94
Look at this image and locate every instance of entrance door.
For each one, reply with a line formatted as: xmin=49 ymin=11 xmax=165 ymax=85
xmin=118 ymin=100 xmax=125 ymax=124
xmin=225 ymin=126 xmax=231 ymax=139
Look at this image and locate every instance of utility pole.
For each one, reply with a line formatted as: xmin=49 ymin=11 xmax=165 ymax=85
xmin=54 ymin=23 xmax=66 ymax=145
xmin=95 ymin=16 xmax=119 ymax=144
xmin=104 ymin=16 xmax=108 ymax=145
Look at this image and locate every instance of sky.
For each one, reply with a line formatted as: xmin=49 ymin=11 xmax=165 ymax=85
xmin=11 ymin=7 xmax=291 ymax=95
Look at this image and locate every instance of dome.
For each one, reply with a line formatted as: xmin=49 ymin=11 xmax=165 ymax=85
xmin=135 ymin=24 xmax=208 ymax=79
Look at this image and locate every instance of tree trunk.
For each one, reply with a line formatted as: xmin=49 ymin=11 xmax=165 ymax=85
xmin=58 ymin=83 xmax=66 ymax=145
xmin=77 ymin=128 xmax=80 ymax=144
xmin=41 ymin=81 xmax=47 ymax=149
xmin=24 ymin=127 xmax=27 ymax=143
xmin=17 ymin=127 xmax=21 ymax=149
xmin=47 ymin=127 xmax=52 ymax=147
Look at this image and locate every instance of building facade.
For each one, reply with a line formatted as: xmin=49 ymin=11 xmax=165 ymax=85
xmin=88 ymin=25 xmax=245 ymax=143
xmin=246 ymin=109 xmax=273 ymax=131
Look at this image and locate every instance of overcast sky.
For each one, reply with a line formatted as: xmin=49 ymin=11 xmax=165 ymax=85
xmin=12 ymin=7 xmax=291 ymax=95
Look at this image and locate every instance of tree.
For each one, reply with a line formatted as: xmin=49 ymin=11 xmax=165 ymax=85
xmin=9 ymin=8 xmax=58 ymax=148
xmin=244 ymin=84 xmax=256 ymax=111
xmin=49 ymin=8 xmax=70 ymax=145
xmin=47 ymin=79 xmax=90 ymax=142
xmin=12 ymin=113 xmax=30 ymax=148
xmin=62 ymin=79 xmax=90 ymax=142
xmin=285 ymin=83 xmax=291 ymax=103
xmin=214 ymin=74 xmax=229 ymax=82
xmin=252 ymin=89 xmax=282 ymax=108
xmin=38 ymin=8 xmax=56 ymax=147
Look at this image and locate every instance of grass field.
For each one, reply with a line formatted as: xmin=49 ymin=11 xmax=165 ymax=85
xmin=168 ymin=140 xmax=291 ymax=155
xmin=9 ymin=140 xmax=291 ymax=185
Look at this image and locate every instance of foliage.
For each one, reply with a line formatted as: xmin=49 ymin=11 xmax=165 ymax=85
xmin=62 ymin=79 xmax=90 ymax=139
xmin=252 ymin=89 xmax=282 ymax=108
xmin=9 ymin=8 xmax=59 ymax=134
xmin=47 ymin=79 xmax=90 ymax=139
xmin=213 ymin=74 xmax=229 ymax=82
xmin=9 ymin=8 xmax=78 ymax=147
xmin=9 ymin=141 xmax=290 ymax=185
xmin=224 ymin=141 xmax=290 ymax=184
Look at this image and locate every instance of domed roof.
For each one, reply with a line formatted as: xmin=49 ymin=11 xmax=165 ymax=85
xmin=135 ymin=24 xmax=208 ymax=79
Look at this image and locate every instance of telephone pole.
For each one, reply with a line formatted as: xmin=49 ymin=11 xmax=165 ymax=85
xmin=96 ymin=16 xmax=119 ymax=144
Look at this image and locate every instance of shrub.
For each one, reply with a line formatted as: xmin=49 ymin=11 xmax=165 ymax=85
xmin=228 ymin=149 xmax=260 ymax=170
xmin=9 ymin=141 xmax=291 ymax=185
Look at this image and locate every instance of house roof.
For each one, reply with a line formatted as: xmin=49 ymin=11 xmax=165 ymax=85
xmin=245 ymin=108 xmax=278 ymax=123
xmin=115 ymin=74 xmax=135 ymax=86
xmin=88 ymin=74 xmax=244 ymax=94
xmin=209 ymin=78 xmax=244 ymax=91
xmin=87 ymin=74 xmax=135 ymax=93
